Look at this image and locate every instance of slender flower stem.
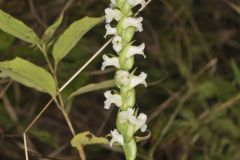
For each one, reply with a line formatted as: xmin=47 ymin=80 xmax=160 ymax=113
xmin=37 ymin=43 xmax=86 ymax=160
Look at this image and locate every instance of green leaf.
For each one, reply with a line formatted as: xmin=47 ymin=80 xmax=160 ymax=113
xmin=42 ymin=13 xmax=64 ymax=43
xmin=0 ymin=9 xmax=40 ymax=44
xmin=71 ymin=131 xmax=151 ymax=148
xmin=68 ymin=79 xmax=115 ymax=99
xmin=71 ymin=131 xmax=109 ymax=147
xmin=52 ymin=16 xmax=104 ymax=64
xmin=29 ymin=128 xmax=57 ymax=148
xmin=0 ymin=57 xmax=56 ymax=96
xmin=212 ymin=118 xmax=240 ymax=138
xmin=0 ymin=31 xmax=15 ymax=50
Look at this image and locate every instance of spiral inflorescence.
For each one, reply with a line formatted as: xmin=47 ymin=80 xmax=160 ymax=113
xmin=102 ymin=0 xmax=148 ymax=159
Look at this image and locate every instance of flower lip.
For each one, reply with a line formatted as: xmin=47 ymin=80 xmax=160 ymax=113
xmin=112 ymin=35 xmax=123 ymax=52
xmin=129 ymin=72 xmax=147 ymax=89
xmin=126 ymin=43 xmax=146 ymax=58
xmin=104 ymin=90 xmax=122 ymax=109
xmin=135 ymin=113 xmax=147 ymax=132
xmin=105 ymin=8 xmax=122 ymax=23
xmin=110 ymin=129 xmax=124 ymax=146
xmin=122 ymin=17 xmax=143 ymax=32
xmin=104 ymin=24 xmax=117 ymax=38
xmin=101 ymin=54 xmax=120 ymax=70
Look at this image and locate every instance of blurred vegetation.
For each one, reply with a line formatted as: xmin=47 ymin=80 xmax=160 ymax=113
xmin=0 ymin=0 xmax=240 ymax=160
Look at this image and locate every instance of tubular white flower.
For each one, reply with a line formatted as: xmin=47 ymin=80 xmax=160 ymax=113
xmin=135 ymin=113 xmax=147 ymax=132
xmin=129 ymin=72 xmax=147 ymax=88
xmin=104 ymin=90 xmax=122 ymax=109
xmin=122 ymin=17 xmax=143 ymax=32
xmin=101 ymin=54 xmax=120 ymax=70
xmin=119 ymin=108 xmax=136 ymax=123
xmin=104 ymin=24 xmax=117 ymax=38
xmin=112 ymin=35 xmax=123 ymax=52
xmin=105 ymin=8 xmax=122 ymax=23
xmin=119 ymin=109 xmax=148 ymax=132
xmin=115 ymin=70 xmax=130 ymax=86
xmin=126 ymin=43 xmax=146 ymax=58
xmin=127 ymin=0 xmax=146 ymax=8
xmin=110 ymin=129 xmax=124 ymax=146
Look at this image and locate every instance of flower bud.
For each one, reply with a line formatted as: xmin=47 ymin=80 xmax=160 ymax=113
xmin=117 ymin=112 xmax=128 ymax=133
xmin=119 ymin=42 xmax=134 ymax=70
xmin=124 ymin=123 xmax=135 ymax=143
xmin=121 ymin=56 xmax=134 ymax=70
xmin=117 ymin=17 xmax=125 ymax=36
xmin=122 ymin=2 xmax=132 ymax=15
xmin=123 ymin=27 xmax=135 ymax=43
xmin=126 ymin=89 xmax=135 ymax=108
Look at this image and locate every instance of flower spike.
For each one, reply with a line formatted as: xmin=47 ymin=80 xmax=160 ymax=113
xmin=103 ymin=1 xmax=148 ymax=159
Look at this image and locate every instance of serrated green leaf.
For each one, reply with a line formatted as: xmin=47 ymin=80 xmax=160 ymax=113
xmin=52 ymin=16 xmax=104 ymax=64
xmin=0 ymin=9 xmax=40 ymax=44
xmin=68 ymin=79 xmax=115 ymax=99
xmin=71 ymin=131 xmax=109 ymax=147
xmin=0 ymin=57 xmax=56 ymax=96
xmin=42 ymin=13 xmax=64 ymax=43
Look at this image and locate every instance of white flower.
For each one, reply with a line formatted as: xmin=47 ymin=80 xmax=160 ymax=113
xmin=126 ymin=43 xmax=146 ymax=58
xmin=110 ymin=129 xmax=124 ymax=146
xmin=122 ymin=17 xmax=143 ymax=32
xmin=129 ymin=72 xmax=147 ymax=88
xmin=115 ymin=70 xmax=130 ymax=86
xmin=104 ymin=91 xmax=122 ymax=109
xmin=105 ymin=8 xmax=122 ymax=23
xmin=112 ymin=35 xmax=123 ymax=52
xmin=101 ymin=54 xmax=120 ymax=70
xmin=115 ymin=70 xmax=147 ymax=88
xmin=104 ymin=24 xmax=117 ymax=38
xmin=119 ymin=108 xmax=136 ymax=123
xmin=135 ymin=113 xmax=147 ymax=132
xmin=127 ymin=0 xmax=146 ymax=8
xmin=119 ymin=108 xmax=148 ymax=132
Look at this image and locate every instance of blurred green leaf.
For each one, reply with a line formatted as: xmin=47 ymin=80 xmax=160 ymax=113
xmin=68 ymin=79 xmax=115 ymax=99
xmin=0 ymin=31 xmax=15 ymax=50
xmin=71 ymin=131 xmax=109 ymax=147
xmin=0 ymin=103 xmax=14 ymax=129
xmin=0 ymin=57 xmax=56 ymax=96
xmin=0 ymin=9 xmax=40 ymax=44
xmin=52 ymin=16 xmax=104 ymax=65
xmin=30 ymin=128 xmax=57 ymax=148
xmin=198 ymin=78 xmax=235 ymax=100
xmin=212 ymin=118 xmax=240 ymax=138
xmin=42 ymin=13 xmax=64 ymax=43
